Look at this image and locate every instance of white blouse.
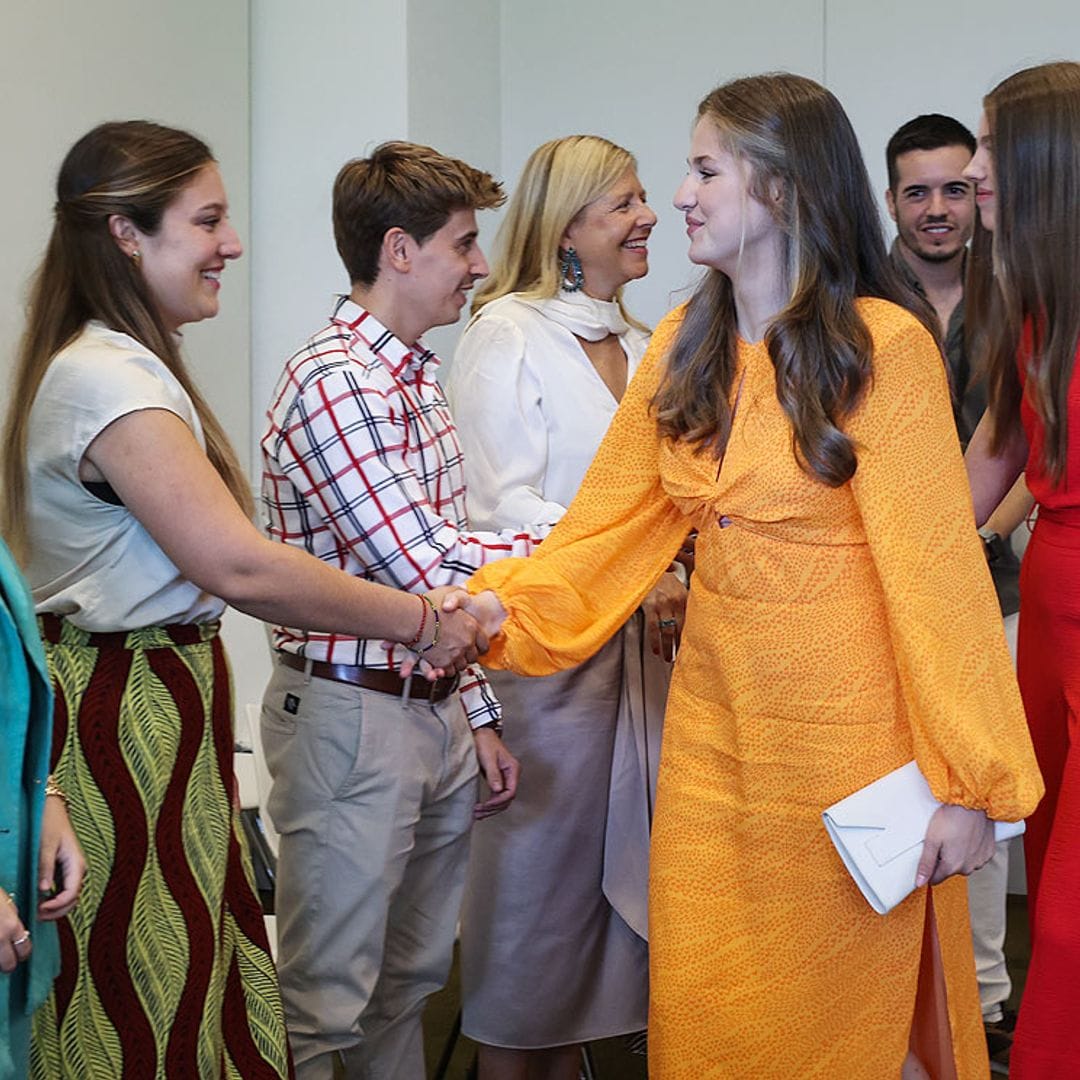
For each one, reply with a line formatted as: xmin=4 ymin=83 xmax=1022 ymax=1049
xmin=445 ymin=292 xmax=650 ymax=530
xmin=25 ymin=321 xmax=225 ymax=630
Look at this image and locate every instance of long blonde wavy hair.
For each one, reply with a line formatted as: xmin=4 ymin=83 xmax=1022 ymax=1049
xmin=471 ymin=134 xmax=645 ymax=330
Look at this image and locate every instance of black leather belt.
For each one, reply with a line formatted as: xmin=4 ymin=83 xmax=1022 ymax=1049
xmin=276 ymin=651 xmax=459 ymax=703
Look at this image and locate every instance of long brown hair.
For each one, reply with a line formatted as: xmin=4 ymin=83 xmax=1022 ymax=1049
xmin=472 ymin=134 xmax=644 ymax=330
xmin=975 ymin=61 xmax=1080 ymax=483
xmin=653 ymin=73 xmax=931 ymax=485
xmin=2 ymin=120 xmax=252 ymax=560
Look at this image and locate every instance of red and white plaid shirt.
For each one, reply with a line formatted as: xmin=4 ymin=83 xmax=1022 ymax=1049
xmin=261 ymin=298 xmax=543 ymax=727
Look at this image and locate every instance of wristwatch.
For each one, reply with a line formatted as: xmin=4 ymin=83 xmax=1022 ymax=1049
xmin=978 ymin=525 xmax=1003 ymax=563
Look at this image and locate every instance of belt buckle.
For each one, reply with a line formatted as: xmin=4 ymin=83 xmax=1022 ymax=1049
xmin=399 ymin=671 xmax=442 ymax=704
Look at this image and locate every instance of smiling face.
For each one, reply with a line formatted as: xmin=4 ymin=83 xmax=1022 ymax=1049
xmin=886 ymin=144 xmax=974 ymax=264
xmin=134 ymin=163 xmax=241 ymax=333
xmin=672 ymin=119 xmax=782 ymax=278
xmin=964 ymin=113 xmax=997 ymax=232
xmin=406 ymin=207 xmax=490 ymax=334
xmin=561 ymin=168 xmax=656 ymax=300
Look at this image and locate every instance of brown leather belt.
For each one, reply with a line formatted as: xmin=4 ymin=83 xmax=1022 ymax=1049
xmin=276 ymin=651 xmax=459 ymax=703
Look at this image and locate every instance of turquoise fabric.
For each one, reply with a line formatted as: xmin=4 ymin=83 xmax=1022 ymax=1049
xmin=0 ymin=540 xmax=59 ymax=1080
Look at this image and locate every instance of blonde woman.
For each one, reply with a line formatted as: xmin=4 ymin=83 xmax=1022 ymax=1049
xmin=446 ymin=136 xmax=684 ymax=1080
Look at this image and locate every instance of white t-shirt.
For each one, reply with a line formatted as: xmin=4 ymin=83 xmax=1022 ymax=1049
xmin=446 ymin=292 xmax=650 ymax=529
xmin=25 ymin=321 xmax=225 ymax=630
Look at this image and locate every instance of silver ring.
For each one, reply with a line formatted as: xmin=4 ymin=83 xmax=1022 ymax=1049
xmin=12 ymin=933 xmax=30 ymax=947
xmin=659 ymin=618 xmax=677 ymax=629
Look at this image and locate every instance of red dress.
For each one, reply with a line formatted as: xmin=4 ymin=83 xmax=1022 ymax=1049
xmin=1012 ymin=337 xmax=1080 ymax=1078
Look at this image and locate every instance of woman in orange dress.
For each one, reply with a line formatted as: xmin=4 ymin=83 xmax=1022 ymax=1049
xmin=461 ymin=74 xmax=1043 ymax=1079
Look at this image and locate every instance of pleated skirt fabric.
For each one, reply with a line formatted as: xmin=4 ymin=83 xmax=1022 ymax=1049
xmin=30 ymin=616 xmax=292 ymax=1079
xmin=459 ymin=625 xmax=662 ymax=1048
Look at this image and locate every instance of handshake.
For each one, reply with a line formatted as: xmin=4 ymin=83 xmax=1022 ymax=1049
xmin=398 ymin=586 xmax=507 ymax=679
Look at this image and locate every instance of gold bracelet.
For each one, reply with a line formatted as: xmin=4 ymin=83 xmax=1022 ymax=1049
xmin=45 ymin=774 xmax=68 ymax=804
xmin=415 ymin=597 xmax=442 ymax=654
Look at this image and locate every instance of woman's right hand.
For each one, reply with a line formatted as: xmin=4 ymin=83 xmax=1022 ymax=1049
xmin=0 ymin=889 xmax=32 ymax=973
xmin=915 ymin=804 xmax=996 ymax=887
xmin=425 ymin=587 xmax=489 ymax=673
xmin=440 ymin=588 xmax=508 ymax=641
xmin=394 ymin=586 xmax=489 ymax=679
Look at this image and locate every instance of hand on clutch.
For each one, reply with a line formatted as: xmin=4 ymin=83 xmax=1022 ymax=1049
xmin=915 ymin=804 xmax=996 ymax=887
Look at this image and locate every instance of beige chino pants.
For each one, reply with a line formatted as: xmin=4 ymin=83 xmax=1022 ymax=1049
xmin=261 ymin=660 xmax=478 ymax=1079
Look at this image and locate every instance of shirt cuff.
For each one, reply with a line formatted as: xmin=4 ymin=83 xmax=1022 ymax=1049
xmin=458 ymin=666 xmax=503 ymax=729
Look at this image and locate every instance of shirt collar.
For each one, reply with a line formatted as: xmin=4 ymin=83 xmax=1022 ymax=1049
xmin=889 ymin=240 xmax=926 ymax=297
xmin=330 ymin=295 xmax=441 ymax=377
xmin=889 ymin=239 xmax=968 ymax=298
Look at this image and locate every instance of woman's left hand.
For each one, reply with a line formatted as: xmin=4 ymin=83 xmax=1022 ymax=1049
xmin=37 ymin=793 xmax=87 ymax=921
xmin=642 ymin=571 xmax=688 ymax=663
xmin=915 ymin=804 xmax=996 ymax=887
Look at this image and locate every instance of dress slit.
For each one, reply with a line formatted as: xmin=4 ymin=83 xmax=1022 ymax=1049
xmin=910 ymin=892 xmax=959 ymax=1080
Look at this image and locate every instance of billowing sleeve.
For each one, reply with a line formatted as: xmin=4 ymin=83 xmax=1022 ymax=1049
xmin=470 ymin=311 xmax=692 ymax=675
xmin=846 ymin=306 xmax=1043 ymax=822
xmin=446 ymin=312 xmax=567 ymax=529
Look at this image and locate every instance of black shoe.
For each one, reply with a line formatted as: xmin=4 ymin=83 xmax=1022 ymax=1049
xmin=985 ymin=1009 xmax=1017 ymax=1075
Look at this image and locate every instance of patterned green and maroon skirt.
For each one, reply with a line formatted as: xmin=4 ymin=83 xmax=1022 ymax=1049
xmin=31 ymin=616 xmax=292 ymax=1079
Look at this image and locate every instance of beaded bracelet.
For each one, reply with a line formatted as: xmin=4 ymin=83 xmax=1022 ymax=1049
xmin=415 ymin=597 xmax=442 ymax=654
xmin=45 ymin=774 xmax=68 ymax=804
xmin=405 ymin=593 xmax=429 ymax=647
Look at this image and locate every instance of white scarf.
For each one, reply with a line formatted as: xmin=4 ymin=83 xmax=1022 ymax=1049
xmin=524 ymin=290 xmax=629 ymax=341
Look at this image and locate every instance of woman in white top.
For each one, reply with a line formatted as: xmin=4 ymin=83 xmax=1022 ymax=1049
xmin=446 ymin=135 xmax=686 ymax=1080
xmin=0 ymin=120 xmax=483 ymax=1079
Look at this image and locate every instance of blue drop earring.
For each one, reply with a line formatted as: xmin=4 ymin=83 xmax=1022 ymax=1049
xmin=558 ymin=246 xmax=585 ymax=292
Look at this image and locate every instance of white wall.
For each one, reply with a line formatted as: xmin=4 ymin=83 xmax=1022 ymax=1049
xmin=249 ymin=0 xmax=409 ymax=470
xmin=6 ymin=1 xmax=1079 ymax=455
xmin=405 ymin=0 xmax=503 ymax=360
xmin=829 ymin=0 xmax=1080 ymax=213
xmin=0 ymin=0 xmax=252 ymax=467
xmin=498 ymin=0 xmax=825 ymax=330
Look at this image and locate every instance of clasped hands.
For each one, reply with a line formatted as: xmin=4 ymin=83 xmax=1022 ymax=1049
xmin=395 ymin=586 xmax=508 ymax=680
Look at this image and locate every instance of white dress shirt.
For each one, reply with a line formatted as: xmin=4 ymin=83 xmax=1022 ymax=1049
xmin=446 ymin=291 xmax=649 ymax=529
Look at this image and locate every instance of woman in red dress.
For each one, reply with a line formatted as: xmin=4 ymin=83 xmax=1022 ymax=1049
xmin=964 ymin=60 xmax=1080 ymax=1079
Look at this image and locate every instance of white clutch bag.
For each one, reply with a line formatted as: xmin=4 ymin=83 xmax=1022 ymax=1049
xmin=822 ymin=760 xmax=1025 ymax=915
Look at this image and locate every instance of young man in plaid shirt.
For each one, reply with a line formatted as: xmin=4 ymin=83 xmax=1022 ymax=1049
xmin=259 ymin=142 xmax=545 ymax=1079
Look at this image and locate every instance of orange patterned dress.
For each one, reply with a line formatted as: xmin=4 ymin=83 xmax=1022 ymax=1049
xmin=471 ymin=299 xmax=1043 ymax=1078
